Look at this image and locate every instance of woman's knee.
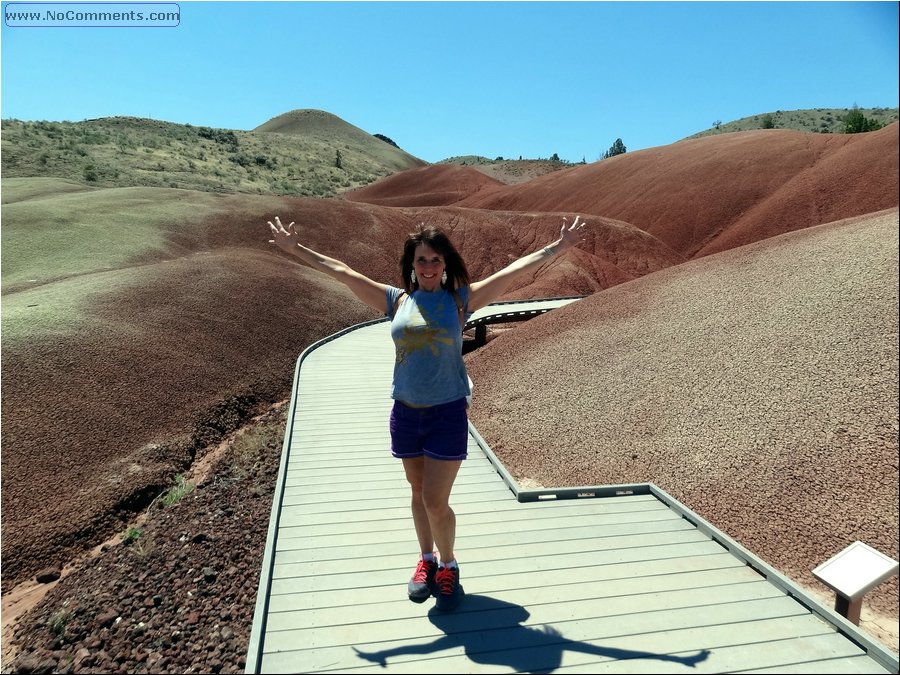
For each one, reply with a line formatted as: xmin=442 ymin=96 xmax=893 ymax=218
xmin=422 ymin=492 xmax=452 ymax=516
xmin=409 ymin=484 xmax=426 ymax=505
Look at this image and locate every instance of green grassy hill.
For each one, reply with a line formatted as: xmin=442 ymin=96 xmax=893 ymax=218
xmin=253 ymin=109 xmax=425 ymax=173
xmin=0 ymin=110 xmax=425 ymax=198
xmin=686 ymin=106 xmax=898 ymax=140
xmin=0 ymin=177 xmax=294 ymax=292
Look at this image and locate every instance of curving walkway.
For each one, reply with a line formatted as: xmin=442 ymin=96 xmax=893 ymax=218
xmin=246 ymin=299 xmax=897 ymax=674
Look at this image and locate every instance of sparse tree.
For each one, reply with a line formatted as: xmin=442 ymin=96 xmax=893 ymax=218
xmin=761 ymin=114 xmax=775 ymax=129
xmin=712 ymin=120 xmax=722 ymax=130
xmin=602 ymin=138 xmax=626 ymax=159
xmin=550 ymin=152 xmax=560 ymax=162
xmin=335 ymin=149 xmax=343 ymax=169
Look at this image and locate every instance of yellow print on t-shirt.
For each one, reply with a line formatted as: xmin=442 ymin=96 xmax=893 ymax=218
xmin=395 ymin=301 xmax=455 ymax=364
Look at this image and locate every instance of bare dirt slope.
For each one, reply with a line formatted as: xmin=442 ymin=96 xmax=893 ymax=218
xmin=343 ymin=164 xmax=507 ymax=206
xmin=343 ymin=159 xmax=575 ymax=207
xmin=470 ymin=159 xmax=575 ymax=185
xmin=466 ymin=207 xmax=899 ymax=629
xmin=0 ymin=251 xmax=380 ymax=586
xmin=455 ymin=124 xmax=899 ymax=259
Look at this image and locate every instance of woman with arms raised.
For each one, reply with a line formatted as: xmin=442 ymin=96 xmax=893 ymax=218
xmin=268 ymin=215 xmax=588 ymax=611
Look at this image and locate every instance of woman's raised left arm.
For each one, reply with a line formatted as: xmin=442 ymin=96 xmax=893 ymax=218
xmin=468 ymin=215 xmax=588 ymax=312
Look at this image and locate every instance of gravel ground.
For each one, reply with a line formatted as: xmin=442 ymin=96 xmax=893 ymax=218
xmin=2 ymin=406 xmax=286 ymax=674
xmin=467 ymin=209 xmax=899 ymax=649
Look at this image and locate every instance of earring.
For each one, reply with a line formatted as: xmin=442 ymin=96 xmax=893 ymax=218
xmin=441 ymin=271 xmax=448 ymax=285
xmin=410 ymin=270 xmax=417 ymax=285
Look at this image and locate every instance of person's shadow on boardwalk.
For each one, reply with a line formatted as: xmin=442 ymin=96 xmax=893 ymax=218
xmin=353 ymin=594 xmax=710 ymax=673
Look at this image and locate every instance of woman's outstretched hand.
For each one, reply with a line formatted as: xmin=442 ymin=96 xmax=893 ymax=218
xmin=268 ymin=215 xmax=298 ymax=253
xmin=559 ymin=215 xmax=588 ymax=250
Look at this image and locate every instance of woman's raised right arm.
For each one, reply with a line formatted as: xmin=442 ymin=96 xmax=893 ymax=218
xmin=268 ymin=216 xmax=390 ymax=313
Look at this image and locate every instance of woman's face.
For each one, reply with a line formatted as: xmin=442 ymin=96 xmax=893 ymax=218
xmin=413 ymin=243 xmax=445 ymax=292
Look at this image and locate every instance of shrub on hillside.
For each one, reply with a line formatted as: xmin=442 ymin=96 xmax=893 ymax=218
xmin=843 ymin=107 xmax=883 ymax=133
xmin=374 ymin=133 xmax=399 ymax=148
xmin=197 ymin=126 xmax=239 ymax=148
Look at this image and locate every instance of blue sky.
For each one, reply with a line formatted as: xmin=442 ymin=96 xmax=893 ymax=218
xmin=2 ymin=1 xmax=898 ymax=163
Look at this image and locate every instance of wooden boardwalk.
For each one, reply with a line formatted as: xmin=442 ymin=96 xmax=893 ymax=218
xmin=246 ymin=300 xmax=898 ymax=674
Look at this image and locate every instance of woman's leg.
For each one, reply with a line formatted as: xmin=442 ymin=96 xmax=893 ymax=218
xmin=421 ymin=457 xmax=463 ymax=563
xmin=396 ymin=399 xmax=467 ymax=608
xmin=401 ymin=456 xmax=462 ymax=560
xmin=401 ymin=456 xmax=434 ymax=554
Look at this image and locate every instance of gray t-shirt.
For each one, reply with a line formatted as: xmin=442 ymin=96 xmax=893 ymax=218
xmin=386 ymin=286 xmax=472 ymax=406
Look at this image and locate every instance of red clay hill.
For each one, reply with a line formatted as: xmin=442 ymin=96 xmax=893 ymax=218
xmin=2 ymin=122 xmax=897 ymax=664
xmin=450 ymin=124 xmax=897 ymax=259
xmin=347 ymin=123 xmax=898 ymax=262
xmin=343 ymin=163 xmax=507 ymax=206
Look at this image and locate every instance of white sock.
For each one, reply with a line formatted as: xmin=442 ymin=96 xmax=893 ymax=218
xmin=440 ymin=559 xmax=458 ymax=569
xmin=421 ymin=552 xmax=435 ymax=562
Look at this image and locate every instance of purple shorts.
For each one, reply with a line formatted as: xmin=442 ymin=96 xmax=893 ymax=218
xmin=390 ymin=398 xmax=469 ymax=461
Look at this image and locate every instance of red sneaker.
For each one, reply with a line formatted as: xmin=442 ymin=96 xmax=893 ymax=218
xmin=407 ymin=556 xmax=438 ymax=603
